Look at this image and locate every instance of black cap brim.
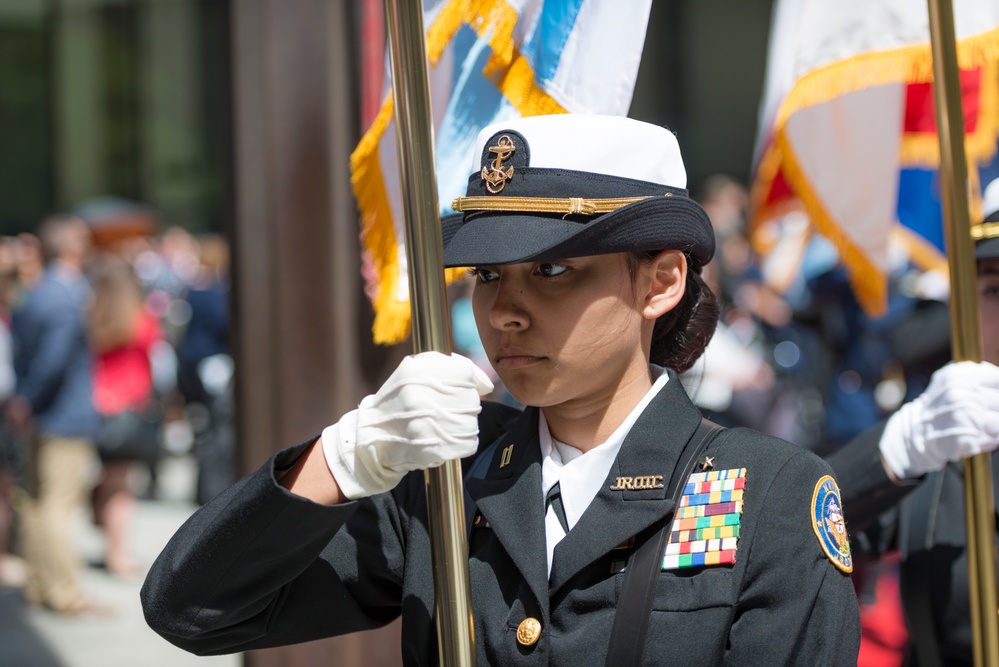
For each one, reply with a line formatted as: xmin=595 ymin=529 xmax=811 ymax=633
xmin=442 ymin=196 xmax=714 ymax=268
xmin=977 ymin=236 xmax=999 ymax=260
xmin=976 ymin=207 xmax=999 ymax=260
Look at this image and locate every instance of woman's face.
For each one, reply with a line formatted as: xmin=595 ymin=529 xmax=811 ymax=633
xmin=470 ymin=253 xmax=657 ymax=410
xmin=979 ymin=258 xmax=999 ymax=366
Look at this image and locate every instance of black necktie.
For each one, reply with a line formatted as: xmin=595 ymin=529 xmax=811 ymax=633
xmin=546 ymin=482 xmax=570 ymax=533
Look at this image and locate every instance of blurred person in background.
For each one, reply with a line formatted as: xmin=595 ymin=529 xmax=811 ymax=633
xmin=752 ymin=204 xmax=973 ymax=664
xmin=13 ymin=233 xmax=45 ymax=293
xmin=88 ymin=254 xmax=163 ymax=579
xmin=140 ymin=226 xmax=201 ymax=319
xmin=796 ymin=260 xmax=919 ymax=455
xmin=75 ymin=199 xmax=175 ymax=502
xmin=685 ymin=175 xmax=796 ymax=441
xmin=0 ymin=237 xmax=23 ymax=586
xmin=826 ymin=176 xmax=999 ymax=666
xmin=5 ymin=215 xmax=103 ymax=615
xmin=175 ymin=234 xmax=233 ymax=505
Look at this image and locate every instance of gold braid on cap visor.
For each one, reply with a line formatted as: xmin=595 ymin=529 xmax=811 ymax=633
xmin=451 ymin=193 xmax=672 ymax=216
xmin=972 ymin=221 xmax=999 ymax=240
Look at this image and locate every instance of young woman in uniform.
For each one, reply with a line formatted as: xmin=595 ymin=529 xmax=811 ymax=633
xmin=142 ymin=114 xmax=861 ymax=665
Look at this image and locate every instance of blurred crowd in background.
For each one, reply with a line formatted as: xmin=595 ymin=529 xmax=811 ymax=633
xmin=0 ymin=201 xmax=232 ymax=614
xmin=695 ymin=175 xmax=952 ymax=457
xmin=0 ymin=172 xmax=952 ymax=661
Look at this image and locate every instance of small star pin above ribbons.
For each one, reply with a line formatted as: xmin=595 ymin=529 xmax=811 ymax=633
xmin=663 ymin=467 xmax=746 ymax=570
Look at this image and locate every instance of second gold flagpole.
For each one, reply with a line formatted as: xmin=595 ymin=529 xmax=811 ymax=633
xmin=925 ymin=1 xmax=999 ymax=665
xmin=382 ymin=0 xmax=477 ymax=665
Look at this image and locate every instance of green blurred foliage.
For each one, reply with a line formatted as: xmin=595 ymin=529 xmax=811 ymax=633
xmin=0 ymin=24 xmax=53 ymax=235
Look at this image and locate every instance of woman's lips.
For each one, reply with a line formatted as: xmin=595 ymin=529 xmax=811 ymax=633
xmin=495 ymin=354 xmax=545 ymax=369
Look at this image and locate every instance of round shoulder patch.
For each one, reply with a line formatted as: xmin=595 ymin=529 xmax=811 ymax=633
xmin=811 ymin=475 xmax=853 ymax=573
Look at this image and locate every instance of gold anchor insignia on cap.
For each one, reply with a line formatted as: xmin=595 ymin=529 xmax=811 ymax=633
xmin=481 ymin=135 xmax=516 ymax=194
xmin=516 ymin=617 xmax=542 ymax=646
xmin=699 ymin=456 xmax=715 ymax=472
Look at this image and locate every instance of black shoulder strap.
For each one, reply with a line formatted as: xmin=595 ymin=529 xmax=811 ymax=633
xmin=606 ymin=418 xmax=724 ymax=667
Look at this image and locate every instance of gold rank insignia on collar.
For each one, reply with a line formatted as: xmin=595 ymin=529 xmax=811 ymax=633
xmin=499 ymin=444 xmax=514 ymax=468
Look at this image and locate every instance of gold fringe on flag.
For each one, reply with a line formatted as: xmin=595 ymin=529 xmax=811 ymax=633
xmin=775 ymin=26 xmax=999 ymax=130
xmin=750 ymin=27 xmax=999 ymax=318
xmin=772 ymin=128 xmax=889 ymax=316
xmin=350 ymin=0 xmax=569 ymax=345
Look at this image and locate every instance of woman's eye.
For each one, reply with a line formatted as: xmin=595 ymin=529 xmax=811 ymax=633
xmin=536 ymin=263 xmax=570 ymax=278
xmin=469 ymin=267 xmax=499 ymax=284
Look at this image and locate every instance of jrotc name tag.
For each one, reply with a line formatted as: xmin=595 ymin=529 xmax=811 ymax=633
xmin=662 ymin=467 xmax=746 ymax=570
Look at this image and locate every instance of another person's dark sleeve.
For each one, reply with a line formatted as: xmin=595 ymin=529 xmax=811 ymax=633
xmin=825 ymin=422 xmax=919 ymax=532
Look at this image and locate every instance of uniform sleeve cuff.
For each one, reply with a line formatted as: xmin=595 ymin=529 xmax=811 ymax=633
xmin=321 ymin=410 xmax=370 ymax=500
xmin=878 ymin=407 xmax=913 ymax=481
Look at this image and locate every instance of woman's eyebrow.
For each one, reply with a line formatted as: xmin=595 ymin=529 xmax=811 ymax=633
xmin=979 ymin=262 xmax=999 ymax=277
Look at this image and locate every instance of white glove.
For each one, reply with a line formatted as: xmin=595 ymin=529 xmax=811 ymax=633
xmin=323 ymin=352 xmax=494 ymax=499
xmin=880 ymin=361 xmax=999 ymax=480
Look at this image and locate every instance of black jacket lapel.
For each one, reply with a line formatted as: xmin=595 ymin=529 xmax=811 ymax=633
xmin=548 ymin=373 xmax=704 ymax=595
xmin=465 ymin=407 xmax=549 ymax=607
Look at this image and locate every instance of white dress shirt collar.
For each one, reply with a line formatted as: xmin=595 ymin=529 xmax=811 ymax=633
xmin=539 ymin=365 xmax=670 ymax=573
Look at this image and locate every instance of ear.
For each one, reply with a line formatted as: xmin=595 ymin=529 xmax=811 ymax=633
xmin=642 ymin=250 xmax=687 ymax=320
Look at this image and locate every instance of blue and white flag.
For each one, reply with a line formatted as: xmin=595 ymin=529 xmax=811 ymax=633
xmin=351 ymin=0 xmax=653 ymax=344
xmin=751 ymin=0 xmax=999 ymax=316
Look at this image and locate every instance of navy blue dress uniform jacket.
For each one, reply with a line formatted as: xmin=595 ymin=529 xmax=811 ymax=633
xmin=142 ymin=372 xmax=860 ymax=665
xmin=828 ymin=423 xmax=996 ymax=666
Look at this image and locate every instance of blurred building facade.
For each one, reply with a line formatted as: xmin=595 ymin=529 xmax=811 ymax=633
xmin=0 ymin=0 xmax=231 ymax=235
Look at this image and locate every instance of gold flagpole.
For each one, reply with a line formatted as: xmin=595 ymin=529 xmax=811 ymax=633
xmin=925 ymin=1 xmax=999 ymax=665
xmin=381 ymin=1 xmax=477 ymax=665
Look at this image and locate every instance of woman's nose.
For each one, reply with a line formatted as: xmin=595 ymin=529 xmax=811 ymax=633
xmin=488 ymin=279 xmax=529 ymax=331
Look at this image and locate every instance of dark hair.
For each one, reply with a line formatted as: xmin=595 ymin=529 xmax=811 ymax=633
xmin=628 ymin=251 xmax=719 ymax=373
xmin=37 ymin=214 xmax=88 ymax=261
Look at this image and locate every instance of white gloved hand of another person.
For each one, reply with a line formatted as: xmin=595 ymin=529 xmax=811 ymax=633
xmin=880 ymin=361 xmax=999 ymax=480
xmin=322 ymin=352 xmax=494 ymax=499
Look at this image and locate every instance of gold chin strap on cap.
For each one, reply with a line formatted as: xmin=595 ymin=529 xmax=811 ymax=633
xmin=972 ymin=221 xmax=999 ymax=240
xmin=451 ymin=193 xmax=672 ymax=216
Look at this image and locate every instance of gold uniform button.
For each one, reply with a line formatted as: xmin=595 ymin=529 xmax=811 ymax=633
xmin=516 ymin=617 xmax=542 ymax=646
